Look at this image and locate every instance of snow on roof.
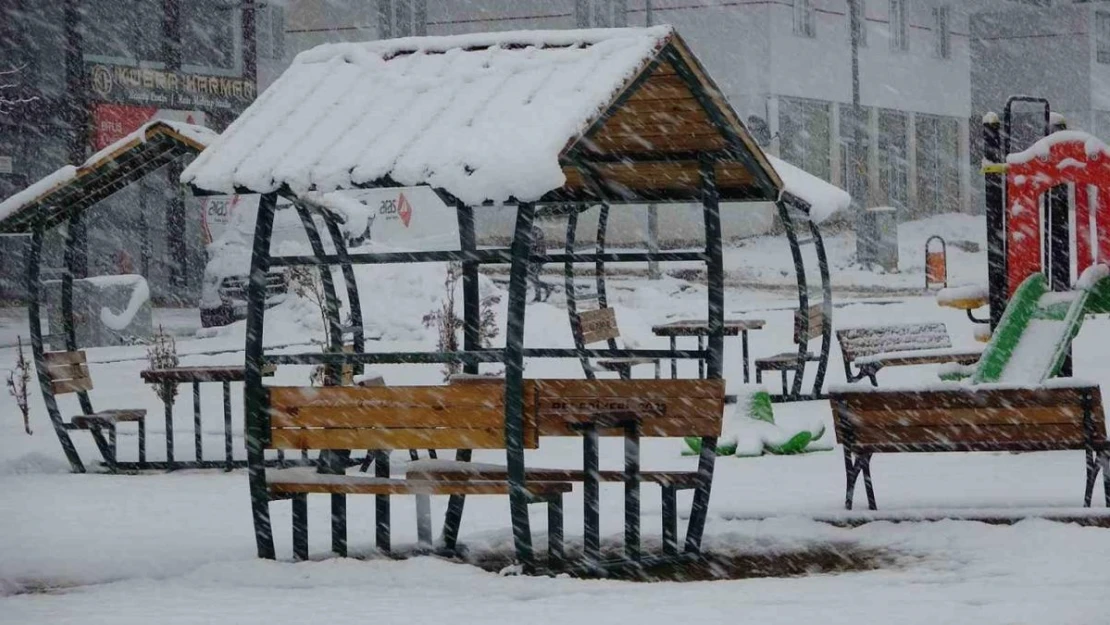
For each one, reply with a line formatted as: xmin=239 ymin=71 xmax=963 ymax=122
xmin=0 ymin=120 xmax=216 ymax=224
xmin=1005 ymin=129 xmax=1110 ymax=165
xmin=766 ymin=154 xmax=850 ymax=223
xmin=182 ymin=27 xmax=675 ymax=205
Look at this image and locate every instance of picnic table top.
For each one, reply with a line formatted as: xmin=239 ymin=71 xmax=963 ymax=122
xmin=651 ymin=318 xmax=766 ymax=336
xmin=140 ymin=365 xmax=275 ymax=384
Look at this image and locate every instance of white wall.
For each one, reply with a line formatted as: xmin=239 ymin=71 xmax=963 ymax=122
xmin=768 ymin=0 xmax=969 ymax=118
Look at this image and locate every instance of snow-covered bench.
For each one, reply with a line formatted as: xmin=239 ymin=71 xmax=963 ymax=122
xmin=261 ymin=385 xmax=571 ymax=565
xmin=829 ymin=382 xmax=1110 ymax=510
xmin=409 ymin=375 xmax=724 ymax=560
xmin=836 ymin=322 xmax=982 ymax=386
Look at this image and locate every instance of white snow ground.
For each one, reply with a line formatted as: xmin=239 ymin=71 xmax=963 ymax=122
xmin=4 ymin=214 xmax=1110 ymax=624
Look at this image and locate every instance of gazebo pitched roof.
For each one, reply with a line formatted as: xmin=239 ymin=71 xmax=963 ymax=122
xmin=183 ymin=26 xmax=783 ymax=205
xmin=0 ymin=120 xmax=215 ymax=234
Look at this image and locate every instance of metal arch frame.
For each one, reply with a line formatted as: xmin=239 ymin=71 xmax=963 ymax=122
xmin=243 ymin=179 xmax=732 ymax=570
xmin=772 ymin=193 xmax=833 ymax=402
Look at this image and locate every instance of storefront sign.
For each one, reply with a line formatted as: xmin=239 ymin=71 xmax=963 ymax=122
xmin=88 ymin=63 xmax=256 ymax=111
xmin=92 ymin=104 xmax=208 ymax=151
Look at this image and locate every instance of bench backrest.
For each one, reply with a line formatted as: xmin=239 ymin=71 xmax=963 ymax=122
xmin=793 ymin=304 xmax=824 ymax=345
xmin=836 ymin=322 xmax=951 ymax=362
xmin=531 ymin=378 xmax=725 ymax=437
xmin=43 ymin=350 xmax=92 ymax=395
xmin=266 ymin=385 xmax=539 ymax=451
xmin=832 ymin=386 xmax=1106 ymax=452
xmin=579 ymin=307 xmax=620 ymax=345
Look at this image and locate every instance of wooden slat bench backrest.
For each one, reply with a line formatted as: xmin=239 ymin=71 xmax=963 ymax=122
xmin=531 ymin=378 xmax=725 ymax=437
xmin=43 ymin=350 xmax=93 ymax=395
xmin=836 ymin=322 xmax=951 ymax=363
xmin=832 ymin=386 xmax=1106 ymax=452
xmin=793 ymin=304 xmax=824 ymax=345
xmin=266 ymin=385 xmax=539 ymax=451
xmin=579 ymin=307 xmax=620 ymax=345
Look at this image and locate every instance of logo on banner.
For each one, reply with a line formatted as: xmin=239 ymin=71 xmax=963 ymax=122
xmin=397 ymin=192 xmax=412 ymax=227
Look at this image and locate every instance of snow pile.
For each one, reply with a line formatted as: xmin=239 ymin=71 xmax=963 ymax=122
xmin=302 ymin=190 xmax=376 ymax=240
xmin=1076 ymin=263 xmax=1110 ymax=290
xmin=1006 ymin=129 xmax=1110 ymax=165
xmin=768 ymin=154 xmax=850 ymax=224
xmin=92 ymin=274 xmax=152 ymax=331
xmin=0 ymin=166 xmax=78 ymax=222
xmin=182 ymin=27 xmax=674 ymax=204
xmin=0 ymin=120 xmax=215 ymax=224
xmin=936 ymin=284 xmax=988 ymax=306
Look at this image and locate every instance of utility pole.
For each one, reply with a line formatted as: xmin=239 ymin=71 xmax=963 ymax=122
xmin=63 ymin=0 xmax=88 ymax=278
xmin=848 ymin=0 xmax=871 ymax=266
xmin=646 ymin=0 xmax=661 ymax=280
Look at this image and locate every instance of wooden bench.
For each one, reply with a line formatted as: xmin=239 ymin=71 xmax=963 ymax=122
xmin=578 ymin=307 xmax=660 ymax=379
xmin=45 ymin=350 xmax=146 ymax=471
xmin=754 ymin=303 xmax=824 ymax=395
xmin=410 ymin=377 xmax=725 ymax=560
xmin=830 ymin=384 xmax=1110 ymax=510
xmin=263 ymin=384 xmax=572 ymax=565
xmin=836 ymin=322 xmax=982 ymax=386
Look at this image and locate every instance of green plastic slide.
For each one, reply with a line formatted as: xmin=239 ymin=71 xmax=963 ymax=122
xmin=971 ymin=269 xmax=1110 ymax=385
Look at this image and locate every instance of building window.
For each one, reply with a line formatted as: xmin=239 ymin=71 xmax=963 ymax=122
xmin=1098 ymin=12 xmax=1110 ymax=64
xmin=81 ymin=0 xmax=164 ymax=64
xmin=780 ymin=97 xmax=831 ymax=182
xmin=379 ymin=0 xmax=427 ymax=38
xmin=794 ymin=0 xmax=816 ymax=38
xmin=256 ymin=4 xmax=285 ymax=61
xmin=182 ymin=0 xmax=240 ymax=73
xmin=852 ymin=0 xmax=868 ymax=47
xmin=934 ymin=6 xmax=950 ymax=59
xmin=889 ymin=0 xmax=908 ymax=51
xmin=840 ymin=105 xmax=870 ymax=208
xmin=879 ymin=109 xmax=909 ymax=210
xmin=915 ymin=115 xmax=960 ymax=217
xmin=576 ymin=0 xmax=627 ymax=28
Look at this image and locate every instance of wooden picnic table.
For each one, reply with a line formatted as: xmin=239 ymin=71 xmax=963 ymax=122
xmin=140 ymin=365 xmax=273 ymax=470
xmin=651 ymin=318 xmax=766 ymax=382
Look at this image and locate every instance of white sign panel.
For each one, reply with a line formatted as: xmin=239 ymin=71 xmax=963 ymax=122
xmin=0 ymin=155 xmax=12 ymax=174
xmin=341 ymin=186 xmax=460 ymax=252
xmin=200 ymin=193 xmax=257 ymax=244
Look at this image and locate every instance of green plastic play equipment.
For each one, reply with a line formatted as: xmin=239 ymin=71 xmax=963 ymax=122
xmin=684 ymin=387 xmax=827 ymax=457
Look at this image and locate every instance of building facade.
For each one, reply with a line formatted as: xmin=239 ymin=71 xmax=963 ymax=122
xmin=0 ymin=0 xmax=284 ymax=302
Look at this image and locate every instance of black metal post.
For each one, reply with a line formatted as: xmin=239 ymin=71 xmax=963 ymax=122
xmin=245 ymin=191 xmax=278 ymax=559
xmin=983 ymin=114 xmax=1006 ymax=331
xmin=223 ymin=381 xmax=233 ymax=471
xmin=1048 ymin=117 xmax=1072 ymax=377
xmin=623 ymin=420 xmax=641 ymax=563
xmin=504 ymin=201 xmax=537 ymax=571
xmin=685 ymin=156 xmax=721 ymax=555
xmin=596 ymin=204 xmax=619 ymax=351
xmin=193 ymin=380 xmax=202 ymax=462
xmin=810 ymin=219 xmax=833 ymax=397
xmin=777 ymin=198 xmax=809 ymax=400
xmin=441 ymin=200 xmax=479 ymax=551
xmin=63 ymin=218 xmax=92 ymax=417
xmin=565 ymin=207 xmax=595 ymax=380
xmin=582 ymin=424 xmax=601 ymax=568
xmin=28 ymin=224 xmax=84 ymax=473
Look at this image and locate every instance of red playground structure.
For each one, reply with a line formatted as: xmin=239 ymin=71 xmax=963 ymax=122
xmin=984 ymin=97 xmax=1110 ymax=325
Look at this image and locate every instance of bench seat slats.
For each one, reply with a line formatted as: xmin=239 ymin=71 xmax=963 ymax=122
xmin=853 ymin=423 xmax=1088 ymax=447
xmin=270 ymin=427 xmax=510 ymax=451
xmin=841 ymin=405 xmax=1093 ymax=428
xmin=267 ymin=470 xmax=572 ymax=496
xmin=406 ymin=460 xmax=702 ymax=488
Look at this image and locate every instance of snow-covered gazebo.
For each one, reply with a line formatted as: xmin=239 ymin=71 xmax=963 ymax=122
xmin=0 ymin=120 xmax=215 ymax=473
xmin=183 ymin=25 xmax=835 ymax=572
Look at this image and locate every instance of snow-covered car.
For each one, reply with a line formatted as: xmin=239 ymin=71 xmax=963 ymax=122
xmin=199 ymin=195 xmax=302 ymax=328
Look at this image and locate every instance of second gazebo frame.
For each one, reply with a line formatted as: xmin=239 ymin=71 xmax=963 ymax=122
xmin=185 ymin=26 xmax=808 ymax=571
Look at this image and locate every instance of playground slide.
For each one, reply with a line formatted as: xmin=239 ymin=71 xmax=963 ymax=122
xmin=972 ymin=266 xmax=1110 ymax=385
